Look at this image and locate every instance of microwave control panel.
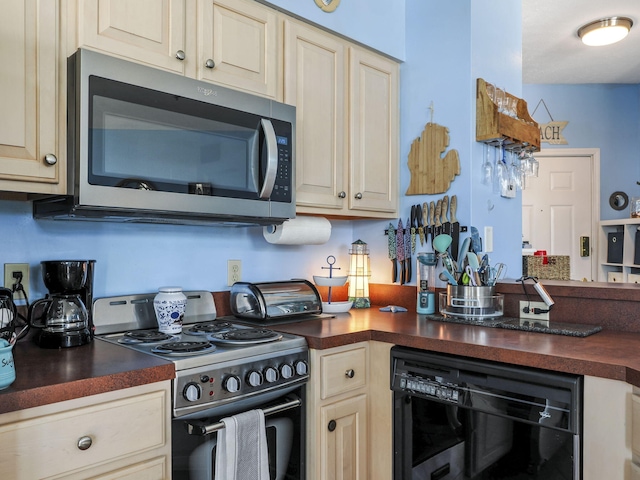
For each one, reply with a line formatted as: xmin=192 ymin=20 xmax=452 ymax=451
xmin=273 ymin=134 xmax=292 ymax=203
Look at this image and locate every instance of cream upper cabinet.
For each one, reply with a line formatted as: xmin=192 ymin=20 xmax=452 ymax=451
xmin=290 ymin=26 xmax=400 ymax=218
xmin=0 ymin=0 xmax=64 ymax=194
xmin=348 ymin=47 xmax=399 ymax=215
xmin=306 ymin=341 xmax=392 ymax=480
xmin=198 ymin=0 xmax=281 ymax=99
xmin=76 ymin=0 xmax=191 ymax=75
xmin=0 ymin=381 xmax=172 ymax=479
xmin=284 ymin=18 xmax=346 ymax=210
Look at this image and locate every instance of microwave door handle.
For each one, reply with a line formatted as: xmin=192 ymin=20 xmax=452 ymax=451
xmin=259 ymin=118 xmax=278 ymax=199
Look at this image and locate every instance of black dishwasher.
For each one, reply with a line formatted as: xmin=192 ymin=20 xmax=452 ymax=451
xmin=391 ymin=347 xmax=581 ymax=480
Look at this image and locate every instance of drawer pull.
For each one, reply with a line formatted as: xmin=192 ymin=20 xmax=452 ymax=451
xmin=328 ymin=419 xmax=336 ymax=432
xmin=345 ymin=369 xmax=355 ymax=378
xmin=44 ymin=153 xmax=57 ymax=166
xmin=175 ymin=50 xmax=186 ymax=61
xmin=77 ymin=436 xmax=92 ymax=451
xmin=205 ymin=59 xmax=216 ymax=69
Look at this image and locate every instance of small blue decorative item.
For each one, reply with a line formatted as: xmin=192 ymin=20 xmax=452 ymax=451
xmin=0 ymin=338 xmax=16 ymax=390
xmin=153 ymin=287 xmax=187 ymax=334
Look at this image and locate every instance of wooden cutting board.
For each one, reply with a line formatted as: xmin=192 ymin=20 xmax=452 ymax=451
xmin=406 ymin=122 xmax=460 ymax=195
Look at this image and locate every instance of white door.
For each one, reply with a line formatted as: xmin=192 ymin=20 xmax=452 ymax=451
xmin=522 ymin=149 xmax=600 ymax=281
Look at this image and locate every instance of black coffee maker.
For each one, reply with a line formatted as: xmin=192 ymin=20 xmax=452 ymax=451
xmin=29 ymin=260 xmax=96 ymax=348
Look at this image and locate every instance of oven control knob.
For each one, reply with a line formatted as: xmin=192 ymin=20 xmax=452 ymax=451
xmin=183 ymin=383 xmax=202 ymax=402
xmin=247 ymin=370 xmax=263 ymax=387
xmin=264 ymin=367 xmax=279 ymax=383
xmin=280 ymin=363 xmax=294 ymax=379
xmin=224 ymin=375 xmax=241 ymax=393
xmin=295 ymin=360 xmax=309 ymax=376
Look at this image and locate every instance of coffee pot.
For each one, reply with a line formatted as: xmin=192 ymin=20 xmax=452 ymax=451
xmin=29 ymin=260 xmax=95 ymax=348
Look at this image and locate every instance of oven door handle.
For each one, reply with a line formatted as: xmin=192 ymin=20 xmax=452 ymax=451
xmin=184 ymin=397 xmax=302 ymax=436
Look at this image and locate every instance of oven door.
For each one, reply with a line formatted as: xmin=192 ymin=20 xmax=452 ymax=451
xmin=172 ymin=390 xmax=305 ymax=480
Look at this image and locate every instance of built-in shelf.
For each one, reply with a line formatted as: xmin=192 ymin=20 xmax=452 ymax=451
xmin=599 ymin=218 xmax=640 ymax=283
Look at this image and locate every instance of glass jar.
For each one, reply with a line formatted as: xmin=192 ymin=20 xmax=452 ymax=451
xmin=631 ymin=197 xmax=640 ymax=218
xmin=153 ymin=287 xmax=187 ymax=334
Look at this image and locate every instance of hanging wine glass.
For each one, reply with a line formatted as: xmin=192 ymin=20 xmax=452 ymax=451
xmin=481 ymin=143 xmax=493 ymax=185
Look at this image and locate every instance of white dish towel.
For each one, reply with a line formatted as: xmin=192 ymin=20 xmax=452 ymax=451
xmin=215 ymin=409 xmax=270 ymax=480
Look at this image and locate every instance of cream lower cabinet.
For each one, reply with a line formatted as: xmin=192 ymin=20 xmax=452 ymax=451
xmin=584 ymin=375 xmax=632 ymax=480
xmin=307 ymin=341 xmax=392 ymax=480
xmin=0 ymin=0 xmax=64 ymax=194
xmin=286 ymin=19 xmax=399 ymax=219
xmin=0 ymin=381 xmax=172 ymax=479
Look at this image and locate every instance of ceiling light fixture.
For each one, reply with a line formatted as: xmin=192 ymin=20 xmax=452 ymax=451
xmin=578 ymin=16 xmax=633 ymax=46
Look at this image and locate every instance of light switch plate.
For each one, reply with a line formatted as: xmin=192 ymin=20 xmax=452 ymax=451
xmin=519 ymin=300 xmax=550 ymax=321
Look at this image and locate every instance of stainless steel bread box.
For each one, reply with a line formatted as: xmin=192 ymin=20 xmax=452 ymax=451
xmin=230 ymin=280 xmax=322 ymax=321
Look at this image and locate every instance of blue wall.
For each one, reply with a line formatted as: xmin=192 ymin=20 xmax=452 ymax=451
xmin=1 ymin=0 xmax=527 ymax=303
xmin=522 ymin=84 xmax=640 ymax=221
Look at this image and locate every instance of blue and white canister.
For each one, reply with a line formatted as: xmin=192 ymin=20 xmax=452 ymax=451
xmin=0 ymin=338 xmax=15 ymax=390
xmin=153 ymin=287 xmax=187 ymax=334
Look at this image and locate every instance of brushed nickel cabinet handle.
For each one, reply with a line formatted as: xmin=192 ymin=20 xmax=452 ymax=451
xmin=338 ymin=191 xmax=346 ymax=198
xmin=77 ymin=436 xmax=92 ymax=451
xmin=175 ymin=50 xmax=186 ymax=61
xmin=345 ymin=369 xmax=355 ymax=378
xmin=354 ymin=192 xmax=363 ymax=200
xmin=44 ymin=153 xmax=57 ymax=166
xmin=205 ymin=59 xmax=216 ymax=69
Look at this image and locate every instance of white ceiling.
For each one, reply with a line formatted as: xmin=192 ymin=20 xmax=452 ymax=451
xmin=523 ymin=0 xmax=640 ymax=84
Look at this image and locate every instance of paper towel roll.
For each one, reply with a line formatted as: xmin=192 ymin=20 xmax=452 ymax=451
xmin=263 ymin=216 xmax=332 ymax=245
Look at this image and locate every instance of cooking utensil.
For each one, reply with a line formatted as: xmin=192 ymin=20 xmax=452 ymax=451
xmin=450 ymin=195 xmax=460 ymax=261
xmin=405 ymin=217 xmax=412 ymax=283
xmin=440 ymin=269 xmax=459 ymax=286
xmin=433 ymin=234 xmax=452 ymax=253
xmin=464 ymin=266 xmax=478 ymax=286
xmin=470 ymin=226 xmax=482 ymax=253
xmin=466 ymin=252 xmax=482 ymax=286
xmin=387 ymin=223 xmax=397 ymax=283
xmin=396 ymin=219 xmax=405 ymax=284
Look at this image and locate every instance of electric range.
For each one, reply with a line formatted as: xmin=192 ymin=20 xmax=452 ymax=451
xmin=93 ymin=291 xmax=309 ymax=418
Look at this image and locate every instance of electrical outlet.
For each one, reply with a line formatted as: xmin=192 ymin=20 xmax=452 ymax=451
xmin=227 ymin=260 xmax=242 ymax=286
xmin=4 ymin=263 xmax=29 ymax=299
xmin=519 ymin=300 xmax=550 ymax=321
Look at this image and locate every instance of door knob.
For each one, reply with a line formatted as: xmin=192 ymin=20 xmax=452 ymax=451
xmin=345 ymin=369 xmax=355 ymax=378
xmin=175 ymin=50 xmax=186 ymax=61
xmin=43 ymin=153 xmax=57 ymax=166
xmin=328 ymin=420 xmax=336 ymax=432
xmin=354 ymin=192 xmax=363 ymax=200
xmin=205 ymin=59 xmax=216 ymax=69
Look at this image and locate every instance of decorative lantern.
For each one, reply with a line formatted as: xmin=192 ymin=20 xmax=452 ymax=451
xmin=348 ymin=239 xmax=371 ymax=308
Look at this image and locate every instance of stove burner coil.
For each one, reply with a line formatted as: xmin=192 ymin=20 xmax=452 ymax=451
xmin=208 ymin=328 xmax=283 ymax=345
xmin=184 ymin=321 xmax=235 ymax=335
xmin=120 ymin=330 xmax=177 ymax=344
xmin=151 ymin=341 xmax=216 ymax=356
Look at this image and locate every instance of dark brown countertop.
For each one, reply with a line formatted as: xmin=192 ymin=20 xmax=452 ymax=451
xmin=0 ymin=334 xmax=175 ymax=415
xmin=272 ymin=307 xmax=640 ymax=386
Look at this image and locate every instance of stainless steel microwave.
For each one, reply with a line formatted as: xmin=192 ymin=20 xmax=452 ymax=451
xmin=34 ymin=49 xmax=296 ymax=226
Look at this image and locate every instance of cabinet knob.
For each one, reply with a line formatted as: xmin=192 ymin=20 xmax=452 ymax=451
xmin=175 ymin=50 xmax=186 ymax=61
xmin=327 ymin=419 xmax=336 ymax=432
xmin=345 ymin=369 xmax=355 ymax=378
xmin=354 ymin=192 xmax=363 ymax=200
xmin=205 ymin=59 xmax=216 ymax=69
xmin=338 ymin=191 xmax=346 ymax=199
xmin=77 ymin=436 xmax=92 ymax=451
xmin=43 ymin=153 xmax=57 ymax=166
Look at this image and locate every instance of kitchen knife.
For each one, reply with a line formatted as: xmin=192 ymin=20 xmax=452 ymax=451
xmin=405 ymin=217 xmax=412 ymax=283
xmin=396 ymin=219 xmax=405 ymax=284
xmin=434 ymin=200 xmax=442 ymax=238
xmin=441 ymin=195 xmax=450 ymax=237
xmin=410 ymin=205 xmax=417 ymax=254
xmin=387 ymin=222 xmax=397 ymax=283
xmin=423 ymin=202 xmax=430 ymax=247
xmin=428 ymin=201 xmax=435 ymax=245
xmin=450 ymin=195 xmax=460 ymax=262
xmin=470 ymin=226 xmax=482 ymax=253
xmin=416 ymin=204 xmax=425 ymax=247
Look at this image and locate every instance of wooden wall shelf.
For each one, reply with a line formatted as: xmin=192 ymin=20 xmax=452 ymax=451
xmin=476 ymin=78 xmax=540 ymax=151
